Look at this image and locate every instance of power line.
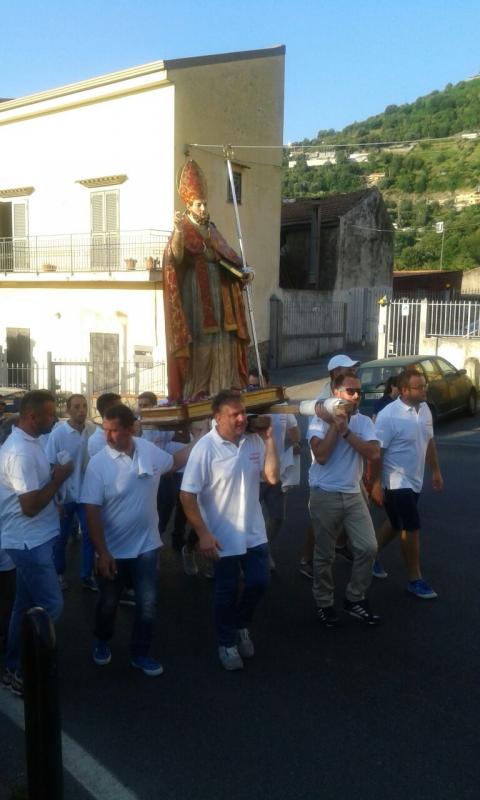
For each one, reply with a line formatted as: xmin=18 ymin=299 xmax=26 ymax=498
xmin=188 ymin=131 xmax=480 ymax=152
xmin=346 ymin=216 xmax=480 ymax=234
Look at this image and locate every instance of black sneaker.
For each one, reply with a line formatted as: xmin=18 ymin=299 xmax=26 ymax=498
xmin=3 ymin=668 xmax=24 ymax=697
xmin=344 ymin=599 xmax=380 ymax=626
xmin=2 ymin=667 xmax=14 ymax=689
xmin=317 ymin=606 xmax=340 ymax=627
xmin=299 ymin=559 xmax=313 ymax=579
xmin=10 ymin=671 xmax=24 ymax=698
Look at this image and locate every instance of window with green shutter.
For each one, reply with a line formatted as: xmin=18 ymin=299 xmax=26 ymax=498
xmin=90 ymin=190 xmax=119 ymax=270
xmin=12 ymin=201 xmax=29 ymax=271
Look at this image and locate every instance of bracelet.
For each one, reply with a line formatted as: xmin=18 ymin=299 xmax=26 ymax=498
xmin=342 ymin=429 xmax=351 ymax=439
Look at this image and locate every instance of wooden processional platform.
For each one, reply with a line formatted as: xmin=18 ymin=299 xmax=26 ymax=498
xmin=140 ymin=387 xmax=299 ymax=428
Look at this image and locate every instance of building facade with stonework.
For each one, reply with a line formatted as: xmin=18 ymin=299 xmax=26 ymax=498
xmin=279 ymin=188 xmax=393 ymax=291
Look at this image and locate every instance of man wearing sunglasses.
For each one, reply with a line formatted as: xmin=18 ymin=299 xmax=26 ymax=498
xmin=308 ymin=371 xmax=381 ymax=627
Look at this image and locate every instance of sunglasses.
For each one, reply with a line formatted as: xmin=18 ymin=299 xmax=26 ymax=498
xmin=341 ymin=387 xmax=362 ymax=397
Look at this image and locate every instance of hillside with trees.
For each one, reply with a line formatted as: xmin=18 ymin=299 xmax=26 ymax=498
xmin=283 ymin=77 xmax=480 ymax=271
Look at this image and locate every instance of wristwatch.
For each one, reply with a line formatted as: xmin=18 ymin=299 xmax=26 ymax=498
xmin=342 ymin=429 xmax=351 ymax=439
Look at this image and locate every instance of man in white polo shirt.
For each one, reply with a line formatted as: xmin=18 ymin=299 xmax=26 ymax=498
xmin=298 ymin=354 xmax=360 ymax=577
xmin=180 ymin=390 xmax=279 ymax=671
xmin=87 ymin=392 xmax=121 ymax=458
xmin=45 ymin=394 xmax=97 ymax=590
xmin=81 ymin=403 xmax=194 ymax=676
xmin=0 ymin=390 xmax=73 ymax=696
xmin=137 ymin=391 xmax=187 ymax=553
xmin=371 ymin=369 xmax=444 ymax=599
xmin=308 ymin=372 xmax=380 ymax=627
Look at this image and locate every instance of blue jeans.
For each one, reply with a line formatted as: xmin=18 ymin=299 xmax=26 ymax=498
xmin=54 ymin=502 xmax=94 ymax=579
xmin=5 ymin=537 xmax=63 ymax=673
xmin=94 ymin=547 xmax=159 ymax=658
xmin=213 ymin=543 xmax=270 ymax=647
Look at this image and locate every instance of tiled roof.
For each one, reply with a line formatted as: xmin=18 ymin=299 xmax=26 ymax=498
xmin=282 ymin=189 xmax=373 ymax=224
xmin=393 ymin=269 xmax=458 ymax=277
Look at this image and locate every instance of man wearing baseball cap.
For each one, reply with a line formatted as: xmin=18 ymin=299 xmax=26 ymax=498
xmin=299 ymin=355 xmax=360 ymax=578
xmin=317 ymin=355 xmax=361 ymax=405
xmin=308 ymin=370 xmax=380 ymax=626
xmin=326 ymin=355 xmax=360 ymax=373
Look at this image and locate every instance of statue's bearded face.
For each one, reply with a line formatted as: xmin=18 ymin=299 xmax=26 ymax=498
xmin=187 ymin=199 xmax=209 ymax=225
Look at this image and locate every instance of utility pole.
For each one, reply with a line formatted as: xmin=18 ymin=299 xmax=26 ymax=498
xmin=435 ymin=221 xmax=445 ymax=270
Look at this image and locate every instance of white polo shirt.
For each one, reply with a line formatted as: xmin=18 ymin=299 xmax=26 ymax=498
xmin=375 ymin=397 xmax=433 ymax=492
xmin=270 ymin=412 xmax=298 ymax=459
xmin=45 ymin=420 xmax=95 ymax=503
xmin=308 ymin=412 xmax=377 ymax=493
xmin=0 ymin=548 xmax=14 ymax=571
xmin=80 ymin=437 xmax=173 ymax=558
xmin=0 ymin=427 xmax=60 ymax=550
xmin=141 ymin=427 xmax=175 ymax=450
xmin=88 ymin=426 xmax=106 ymax=457
xmin=261 ymin=409 xmax=298 ymax=487
xmin=180 ymin=428 xmax=267 ymax=557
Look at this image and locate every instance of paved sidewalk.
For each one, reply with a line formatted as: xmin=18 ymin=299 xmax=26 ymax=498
xmin=434 ymin=419 xmax=480 ymax=448
xmin=269 ymin=347 xmax=375 ymax=400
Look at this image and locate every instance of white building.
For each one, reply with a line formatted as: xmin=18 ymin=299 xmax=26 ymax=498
xmin=0 ymin=46 xmax=285 ymax=400
xmin=288 ymin=149 xmax=337 ymax=168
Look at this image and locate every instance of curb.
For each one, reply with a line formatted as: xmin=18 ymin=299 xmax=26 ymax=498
xmin=435 ymin=437 xmax=480 ymax=449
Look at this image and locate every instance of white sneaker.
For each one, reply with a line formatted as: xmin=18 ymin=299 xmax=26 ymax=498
xmin=182 ymin=545 xmax=198 ymax=576
xmin=119 ymin=588 xmax=136 ymax=606
xmin=218 ymin=645 xmax=244 ymax=671
xmin=237 ymin=628 xmax=254 ymax=658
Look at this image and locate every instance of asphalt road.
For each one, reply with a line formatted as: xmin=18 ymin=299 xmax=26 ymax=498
xmin=1 ymin=410 xmax=479 ymax=800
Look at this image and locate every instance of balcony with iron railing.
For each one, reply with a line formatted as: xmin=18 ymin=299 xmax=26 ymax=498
xmin=0 ymin=230 xmax=170 ymax=276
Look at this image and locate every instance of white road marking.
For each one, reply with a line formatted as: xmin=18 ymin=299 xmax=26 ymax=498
xmin=1 ymin=690 xmax=140 ymax=800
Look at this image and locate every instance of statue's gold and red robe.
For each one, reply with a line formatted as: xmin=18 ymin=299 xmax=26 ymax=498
xmin=163 ymin=218 xmax=250 ymax=401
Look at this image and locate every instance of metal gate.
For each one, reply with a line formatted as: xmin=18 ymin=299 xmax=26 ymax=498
xmin=50 ymin=359 xmax=166 ymax=403
xmin=269 ymin=295 xmax=346 ymax=368
xmin=384 ymin=300 xmax=421 ymax=357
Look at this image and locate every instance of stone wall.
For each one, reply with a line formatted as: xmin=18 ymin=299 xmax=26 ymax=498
xmin=336 ymin=190 xmax=393 ymax=290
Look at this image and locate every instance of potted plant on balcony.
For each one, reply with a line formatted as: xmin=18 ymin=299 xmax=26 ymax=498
xmin=144 ymin=256 xmax=162 ymax=271
xmin=124 ymin=258 xmax=137 ymax=271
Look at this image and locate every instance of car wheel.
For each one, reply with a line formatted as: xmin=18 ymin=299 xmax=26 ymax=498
xmin=465 ymin=390 xmax=477 ymax=417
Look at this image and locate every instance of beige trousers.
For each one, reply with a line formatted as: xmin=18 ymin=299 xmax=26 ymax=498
xmin=309 ymin=488 xmax=377 ymax=608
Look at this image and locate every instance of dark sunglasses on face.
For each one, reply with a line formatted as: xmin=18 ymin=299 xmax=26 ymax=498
xmin=341 ymin=387 xmax=362 ymax=397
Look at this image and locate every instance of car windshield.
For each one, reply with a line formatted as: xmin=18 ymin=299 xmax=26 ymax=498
xmin=357 ymin=364 xmax=407 ymax=389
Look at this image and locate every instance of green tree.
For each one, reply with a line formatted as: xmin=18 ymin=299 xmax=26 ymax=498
xmin=398 ymin=199 xmax=414 ymax=227
xmin=464 ymin=230 xmax=480 ymax=264
xmin=414 ymin=172 xmax=428 ymax=193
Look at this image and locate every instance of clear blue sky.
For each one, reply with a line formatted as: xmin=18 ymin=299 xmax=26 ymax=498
xmin=3 ymin=0 xmax=480 ymax=143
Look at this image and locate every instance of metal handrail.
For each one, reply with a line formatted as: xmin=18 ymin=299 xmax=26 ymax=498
xmin=0 ymin=229 xmax=169 ymax=274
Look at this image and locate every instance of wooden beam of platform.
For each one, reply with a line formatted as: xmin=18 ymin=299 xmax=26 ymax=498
xmin=139 ymin=387 xmax=291 ymax=427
